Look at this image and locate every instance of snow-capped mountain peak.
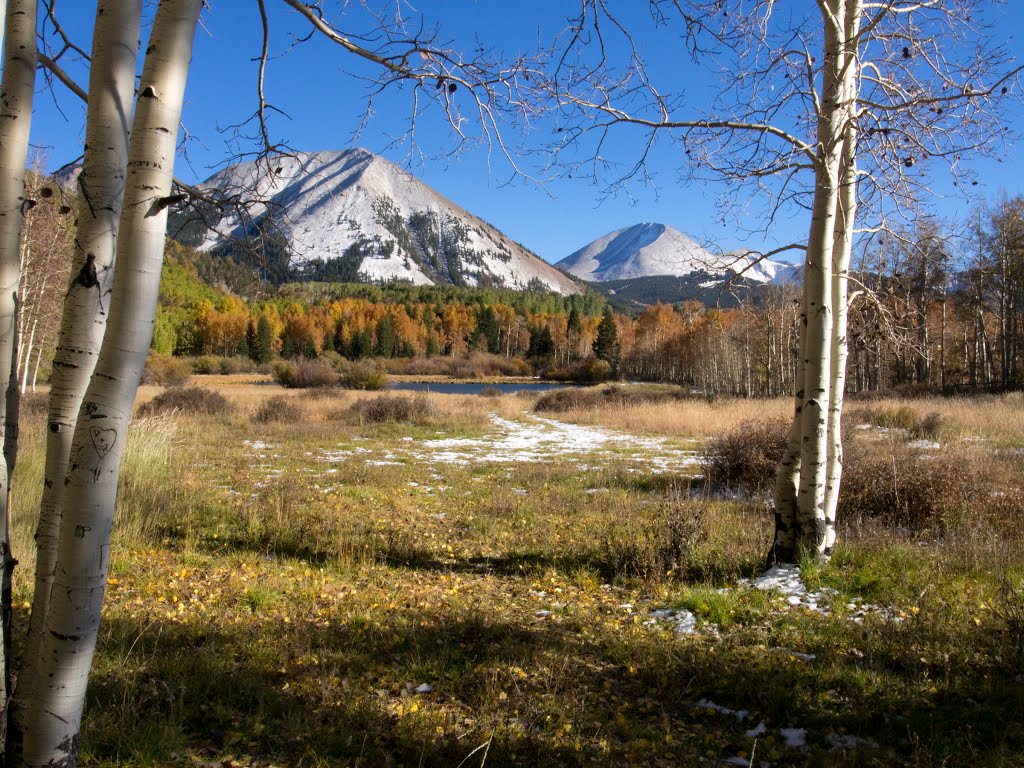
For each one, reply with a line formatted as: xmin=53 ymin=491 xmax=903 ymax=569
xmin=557 ymin=223 xmax=797 ymax=285
xmin=177 ymin=148 xmax=580 ymax=294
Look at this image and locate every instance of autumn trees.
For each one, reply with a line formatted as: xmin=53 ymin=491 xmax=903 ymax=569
xmin=551 ymin=0 xmax=1021 ymax=562
xmin=0 ymin=0 xmax=553 ymax=762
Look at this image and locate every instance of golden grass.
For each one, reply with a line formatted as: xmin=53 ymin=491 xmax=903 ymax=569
xmin=531 ymin=393 xmax=792 ymax=438
xmin=847 ymin=392 xmax=1024 ymax=443
xmin=5 ymin=381 xmax=1024 ymax=766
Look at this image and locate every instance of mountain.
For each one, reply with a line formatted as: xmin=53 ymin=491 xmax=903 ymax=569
xmin=173 ymin=148 xmax=580 ymax=294
xmin=556 ymin=222 xmax=798 ymax=285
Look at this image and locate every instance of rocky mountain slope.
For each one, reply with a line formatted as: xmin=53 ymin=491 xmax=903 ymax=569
xmin=174 ymin=148 xmax=580 ymax=294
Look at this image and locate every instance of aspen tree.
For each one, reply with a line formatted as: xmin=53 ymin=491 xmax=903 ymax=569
xmin=18 ymin=2 xmax=203 ymax=764
xmin=0 ymin=0 xmax=35 ymax=735
xmin=13 ymin=3 xmax=143 ymax=746
xmin=552 ymin=0 xmax=1019 ymax=561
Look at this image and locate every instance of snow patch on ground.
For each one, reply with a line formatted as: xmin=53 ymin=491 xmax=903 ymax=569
xmin=779 ymin=727 xmax=807 ymax=748
xmin=645 ymin=608 xmax=699 ymax=634
xmin=741 ymin=564 xmax=905 ymax=623
xmin=742 ymin=564 xmax=837 ymax=615
xmin=744 ymin=721 xmax=768 ymax=738
xmin=406 ymin=413 xmax=699 ymax=471
xmin=827 ymin=733 xmax=879 ymax=750
xmin=694 ymin=699 xmax=748 ymax=721
xmin=301 ymin=412 xmax=699 ymax=474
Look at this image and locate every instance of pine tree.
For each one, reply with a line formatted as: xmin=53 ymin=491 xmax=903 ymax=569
xmin=567 ymin=305 xmax=583 ymax=361
xmin=476 ymin=305 xmax=500 ymax=354
xmin=252 ymin=314 xmax=274 ymax=364
xmin=528 ymin=323 xmax=554 ymax=360
xmin=375 ymin=313 xmax=396 ymax=358
xmin=592 ymin=307 xmax=619 ymax=369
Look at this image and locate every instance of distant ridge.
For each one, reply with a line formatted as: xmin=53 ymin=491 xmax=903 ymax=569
xmin=557 ymin=222 xmax=798 ymax=286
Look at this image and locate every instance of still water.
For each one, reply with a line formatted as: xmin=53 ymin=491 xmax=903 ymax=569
xmin=387 ymin=381 xmax=580 ymax=395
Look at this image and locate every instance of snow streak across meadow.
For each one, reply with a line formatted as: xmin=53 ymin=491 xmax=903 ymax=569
xmin=231 ymin=410 xmax=908 ymax=761
xmin=247 ymin=412 xmax=703 ymax=474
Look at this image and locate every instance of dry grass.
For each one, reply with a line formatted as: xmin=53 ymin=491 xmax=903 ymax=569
xmin=848 ymin=392 xmax=1024 ymax=444
xmin=253 ymin=395 xmax=307 ymax=424
xmin=4 ymin=384 xmax=1024 ymax=766
xmin=701 ymin=418 xmax=790 ymax=492
xmin=533 ymin=387 xmax=791 ymax=438
xmin=347 ymin=394 xmax=435 ymax=424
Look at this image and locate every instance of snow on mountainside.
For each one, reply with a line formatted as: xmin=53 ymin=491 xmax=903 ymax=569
xmin=557 ymin=223 xmax=798 ymax=285
xmin=180 ymin=148 xmax=579 ymax=294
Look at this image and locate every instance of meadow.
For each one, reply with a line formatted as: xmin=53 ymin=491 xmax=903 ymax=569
xmin=8 ymin=378 xmax=1024 ymax=767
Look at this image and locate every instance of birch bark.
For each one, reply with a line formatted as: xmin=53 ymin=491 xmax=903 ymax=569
xmin=821 ymin=1 xmax=860 ymax=555
xmin=11 ymin=2 xmax=142 ymax=753
xmin=0 ymin=0 xmax=35 ymax=739
xmin=772 ymin=0 xmax=860 ymax=561
xmin=18 ymin=1 xmax=201 ymax=764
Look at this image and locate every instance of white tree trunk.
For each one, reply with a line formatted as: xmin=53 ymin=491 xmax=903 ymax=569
xmin=17 ymin=323 xmax=32 ymax=395
xmin=0 ymin=1 xmax=8 ymax=58
xmin=18 ymin=304 xmax=37 ymax=395
xmin=772 ymin=0 xmax=860 ymax=562
xmin=12 ymin=1 xmax=143 ymax=753
xmin=822 ymin=94 xmax=858 ymax=552
xmin=0 ymin=0 xmax=34 ymax=740
xmin=29 ymin=334 xmax=43 ymax=391
xmin=771 ymin=310 xmax=807 ymax=562
xmin=18 ymin=1 xmax=201 ymax=764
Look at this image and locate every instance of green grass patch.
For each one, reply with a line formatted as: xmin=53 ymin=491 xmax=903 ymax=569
xmin=6 ymin=387 xmax=1024 ymax=767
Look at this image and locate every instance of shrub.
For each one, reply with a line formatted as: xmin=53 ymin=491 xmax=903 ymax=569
xmin=849 ymin=405 xmax=947 ymax=441
xmin=534 ymin=388 xmax=590 ymax=413
xmin=319 ymin=349 xmax=344 ymax=369
xmin=217 ymin=356 xmax=256 ymax=375
xmin=400 ymin=356 xmax=451 ymax=377
xmin=912 ymin=411 xmax=946 ymax=441
xmin=400 ymin=353 xmax=531 ymax=379
xmin=338 ymin=360 xmax=388 ymax=390
xmin=450 ymin=352 xmax=531 ymax=379
xmin=700 ymin=418 xmax=790 ymax=493
xmin=253 ymin=395 xmax=305 ymax=424
xmin=142 ymin=352 xmax=192 ymax=387
xmin=192 ymin=355 xmax=221 ymax=375
xmin=839 ymin=442 xmax=981 ymax=532
xmin=535 ymin=384 xmax=699 ymax=414
xmin=544 ymin=357 xmax=613 ymax=383
xmin=349 ymin=394 xmax=432 ymax=424
xmin=273 ymin=358 xmax=339 ymax=388
xmin=301 ymin=385 xmax=347 ymax=401
xmin=597 ymin=495 xmax=708 ymax=581
xmin=137 ymin=386 xmax=233 ymax=417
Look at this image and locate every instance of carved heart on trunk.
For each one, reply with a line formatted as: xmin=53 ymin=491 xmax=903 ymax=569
xmin=89 ymin=426 xmax=116 ymax=458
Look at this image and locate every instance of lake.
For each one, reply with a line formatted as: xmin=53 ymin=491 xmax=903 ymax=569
xmin=387 ymin=381 xmax=581 ymax=395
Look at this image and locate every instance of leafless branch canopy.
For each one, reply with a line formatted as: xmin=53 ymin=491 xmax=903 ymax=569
xmin=548 ymin=0 xmax=1023 ymax=237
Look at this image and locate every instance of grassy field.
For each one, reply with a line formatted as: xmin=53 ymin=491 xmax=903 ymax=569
xmin=8 ymin=380 xmax=1024 ymax=767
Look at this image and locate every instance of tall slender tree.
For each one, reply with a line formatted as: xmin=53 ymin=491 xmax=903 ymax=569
xmin=0 ymin=0 xmax=36 ymax=737
xmin=11 ymin=4 xmax=545 ymax=761
xmin=551 ymin=0 xmax=1021 ymax=562
xmin=592 ymin=306 xmax=620 ymax=371
xmin=14 ymin=5 xmax=143 ymax=751
xmin=18 ymin=3 xmax=203 ymax=762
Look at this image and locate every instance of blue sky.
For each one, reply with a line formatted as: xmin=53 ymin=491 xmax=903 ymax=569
xmin=30 ymin=1 xmax=1024 ymax=266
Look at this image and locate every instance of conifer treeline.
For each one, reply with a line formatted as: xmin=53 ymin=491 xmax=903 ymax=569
xmin=27 ymin=192 xmax=1024 ymax=396
xmin=155 ymin=202 xmax=1024 ymax=394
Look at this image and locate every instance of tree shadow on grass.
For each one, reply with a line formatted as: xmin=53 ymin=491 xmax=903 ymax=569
xmin=74 ymin=598 xmax=1024 ymax=768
